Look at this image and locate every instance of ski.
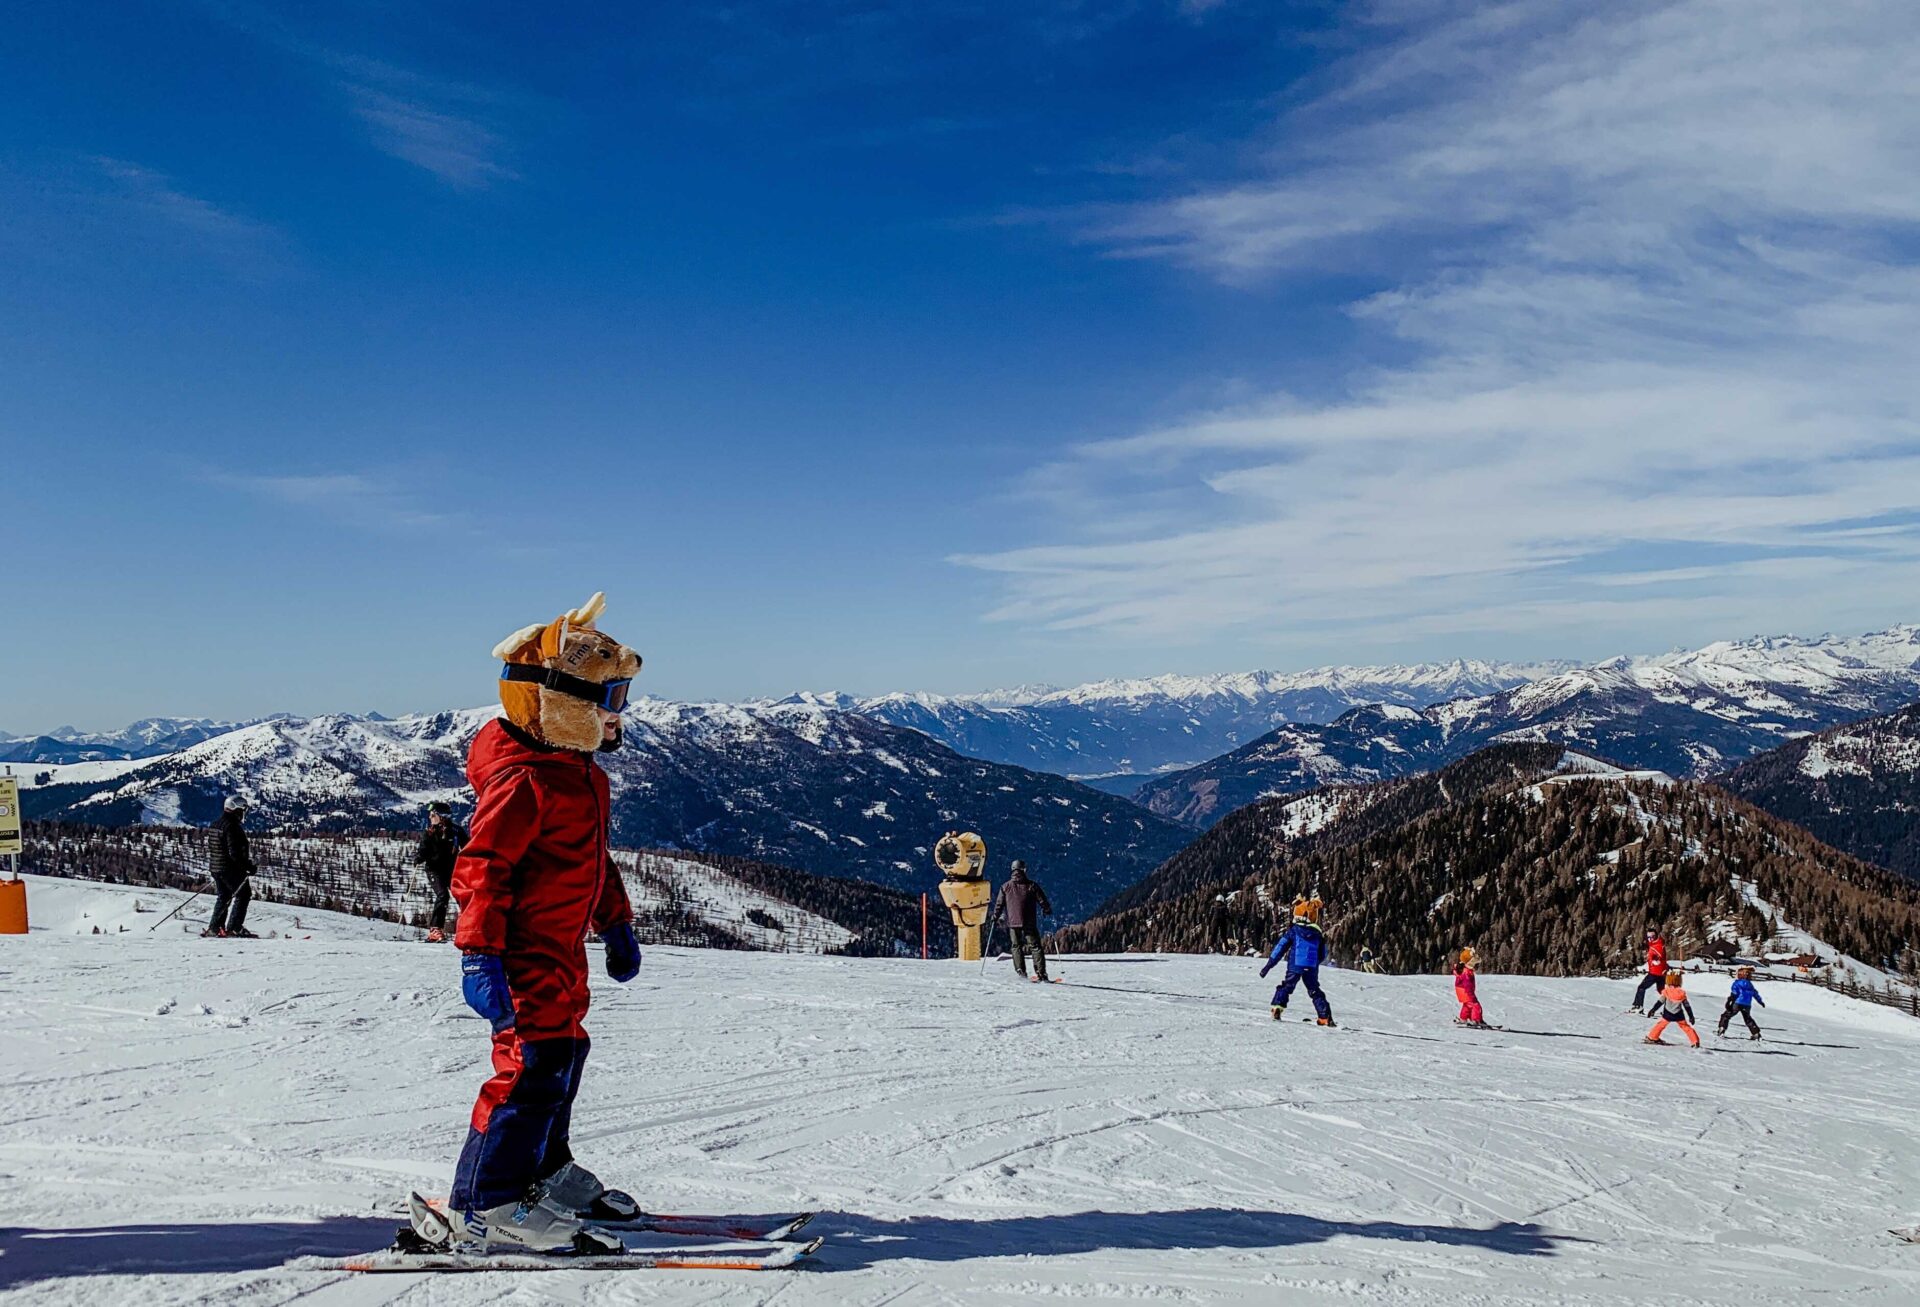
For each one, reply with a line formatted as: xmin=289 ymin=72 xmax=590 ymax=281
xmin=405 ymin=1194 xmax=817 ymax=1244
xmin=1889 ymin=1226 xmax=1920 ymax=1243
xmin=305 ymin=1236 xmax=823 ymax=1273
xmin=598 ymin=1210 xmax=818 ymax=1242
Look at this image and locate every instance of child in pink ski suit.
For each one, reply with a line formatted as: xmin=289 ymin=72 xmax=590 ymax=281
xmin=1454 ymin=948 xmax=1486 ymax=1027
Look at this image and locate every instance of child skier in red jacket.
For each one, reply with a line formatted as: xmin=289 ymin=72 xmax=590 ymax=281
xmin=1454 ymin=948 xmax=1487 ymax=1028
xmin=436 ymin=594 xmax=646 ymax=1255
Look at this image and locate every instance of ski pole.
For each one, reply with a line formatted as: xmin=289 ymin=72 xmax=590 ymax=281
xmin=978 ymin=918 xmax=1000 ymax=977
xmin=150 ymin=888 xmax=205 ymax=932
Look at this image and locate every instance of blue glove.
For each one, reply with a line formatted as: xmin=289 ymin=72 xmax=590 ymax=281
xmin=1259 ymin=962 xmax=1274 ymax=979
xmin=604 ymin=922 xmax=642 ymax=983
xmin=461 ymin=952 xmax=515 ymax=1032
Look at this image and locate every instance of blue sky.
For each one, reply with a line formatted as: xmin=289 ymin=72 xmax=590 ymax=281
xmin=4 ymin=1 xmax=1918 ymax=733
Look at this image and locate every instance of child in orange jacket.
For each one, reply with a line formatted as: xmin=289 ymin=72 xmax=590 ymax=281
xmin=1453 ymin=948 xmax=1487 ymax=1028
xmin=1645 ymin=972 xmax=1701 ymax=1049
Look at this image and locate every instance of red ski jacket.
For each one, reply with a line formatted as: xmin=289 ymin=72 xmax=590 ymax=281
xmin=453 ymin=719 xmax=634 ymax=1039
xmin=1645 ymin=937 xmax=1667 ymax=976
xmin=1453 ymin=964 xmax=1477 ymax=1001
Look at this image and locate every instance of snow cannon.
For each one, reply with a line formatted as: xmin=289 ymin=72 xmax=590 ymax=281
xmin=933 ymin=831 xmax=991 ymax=961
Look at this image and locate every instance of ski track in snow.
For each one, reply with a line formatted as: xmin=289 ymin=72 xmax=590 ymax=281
xmin=5 ymin=877 xmax=1920 ymax=1305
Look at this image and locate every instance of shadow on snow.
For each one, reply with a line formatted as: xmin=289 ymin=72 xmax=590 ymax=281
xmin=1 ymin=1209 xmax=1590 ymax=1284
xmin=0 ymin=1219 xmax=395 ymax=1289
xmin=816 ymin=1207 xmax=1590 ymax=1270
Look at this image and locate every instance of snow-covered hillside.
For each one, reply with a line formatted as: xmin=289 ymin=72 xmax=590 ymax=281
xmin=19 ymin=702 xmax=1190 ymax=919
xmin=5 ymin=876 xmax=1920 ymax=1305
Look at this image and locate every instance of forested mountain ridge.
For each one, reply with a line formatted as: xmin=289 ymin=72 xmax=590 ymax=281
xmin=1719 ymin=699 xmax=1920 ymax=880
xmin=1054 ymin=747 xmax=1920 ymax=979
xmin=1093 ymin=743 xmax=1572 ymax=917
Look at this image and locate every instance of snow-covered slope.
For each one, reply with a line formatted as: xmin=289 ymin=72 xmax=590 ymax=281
xmin=5 ymin=890 xmax=1919 ymax=1305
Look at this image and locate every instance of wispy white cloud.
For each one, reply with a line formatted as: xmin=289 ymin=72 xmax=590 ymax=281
xmin=331 ymin=57 xmax=518 ymax=189
xmin=204 ymin=6 xmax=519 ymax=189
xmin=963 ymin=0 xmax=1920 ymax=656
xmin=93 ymin=157 xmax=286 ymax=270
xmin=212 ymin=471 xmax=459 ymax=534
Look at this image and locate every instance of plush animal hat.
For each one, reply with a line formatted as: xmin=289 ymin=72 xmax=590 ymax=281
xmin=492 ymin=592 xmax=642 ymax=753
xmin=1291 ymin=895 xmax=1323 ymax=925
xmin=1459 ymin=947 xmax=1476 ymax=966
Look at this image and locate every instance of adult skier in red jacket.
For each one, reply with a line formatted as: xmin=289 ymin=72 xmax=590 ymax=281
xmin=442 ymin=593 xmax=644 ymax=1254
xmin=1630 ymin=929 xmax=1669 ymax=1012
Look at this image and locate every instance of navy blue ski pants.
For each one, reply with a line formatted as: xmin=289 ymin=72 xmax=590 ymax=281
xmin=1271 ymin=964 xmax=1332 ymax=1020
xmin=451 ymin=1033 xmax=589 ymax=1210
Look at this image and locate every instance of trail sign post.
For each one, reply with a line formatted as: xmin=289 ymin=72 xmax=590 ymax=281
xmin=0 ymin=772 xmax=24 ymax=933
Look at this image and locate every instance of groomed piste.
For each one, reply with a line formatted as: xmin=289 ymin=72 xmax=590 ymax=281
xmin=5 ymin=875 xmax=1920 ymax=1305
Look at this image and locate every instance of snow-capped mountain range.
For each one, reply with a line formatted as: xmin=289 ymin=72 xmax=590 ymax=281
xmin=1132 ymin=628 xmax=1920 ymax=825
xmin=21 ymin=699 xmax=1190 ymax=921
xmin=0 ymin=717 xmax=274 ymax=765
xmin=836 ymin=659 xmax=1566 ymax=779
xmin=15 ymin=626 xmax=1920 ymax=901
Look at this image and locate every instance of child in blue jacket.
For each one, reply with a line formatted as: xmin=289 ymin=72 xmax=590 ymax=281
xmin=1716 ymin=965 xmax=1765 ymax=1039
xmin=1261 ymin=896 xmax=1335 ymax=1026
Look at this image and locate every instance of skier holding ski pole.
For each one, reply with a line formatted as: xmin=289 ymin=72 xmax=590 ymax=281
xmin=149 ymin=887 xmax=205 ymax=932
xmin=203 ymin=796 xmax=257 ymax=938
xmin=990 ymin=860 xmax=1054 ymax=982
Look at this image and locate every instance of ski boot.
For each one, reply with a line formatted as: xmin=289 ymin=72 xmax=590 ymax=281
xmin=226 ymin=926 xmax=260 ymax=939
xmin=1643 ymin=1035 xmax=1665 ymax=1045
xmin=448 ymin=1182 xmax=622 ymax=1254
xmin=1317 ymin=1016 xmax=1337 ymax=1028
xmin=543 ymin=1160 xmax=641 ymax=1223
xmin=1749 ymin=1031 xmax=1762 ymax=1041
xmin=1270 ymin=1004 xmax=1286 ymax=1022
xmin=200 ymin=928 xmax=225 ymax=938
xmin=426 ymin=927 xmax=445 ymax=943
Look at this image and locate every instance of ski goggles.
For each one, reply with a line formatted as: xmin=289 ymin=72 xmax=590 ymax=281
xmin=500 ymin=664 xmax=633 ymax=712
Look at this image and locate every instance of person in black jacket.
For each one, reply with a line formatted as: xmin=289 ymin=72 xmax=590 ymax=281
xmin=991 ymin=860 xmax=1054 ymax=982
xmin=205 ymin=796 xmax=256 ymax=938
xmin=411 ymin=800 xmax=467 ymax=941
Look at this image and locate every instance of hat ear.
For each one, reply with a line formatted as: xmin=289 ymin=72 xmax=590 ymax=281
xmin=492 ymin=621 xmax=548 ymax=663
xmin=565 ymin=592 xmax=606 ymax=630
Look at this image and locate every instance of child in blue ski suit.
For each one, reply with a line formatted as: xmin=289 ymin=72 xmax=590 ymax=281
xmin=1716 ymin=965 xmax=1765 ymax=1039
xmin=1261 ymin=896 xmax=1334 ymax=1026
